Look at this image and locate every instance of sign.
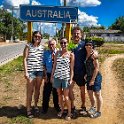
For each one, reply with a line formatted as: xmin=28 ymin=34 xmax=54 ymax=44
xmin=20 ymin=5 xmax=78 ymax=23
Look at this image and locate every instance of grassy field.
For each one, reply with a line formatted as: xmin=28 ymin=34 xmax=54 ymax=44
xmin=0 ymin=43 xmax=124 ymax=124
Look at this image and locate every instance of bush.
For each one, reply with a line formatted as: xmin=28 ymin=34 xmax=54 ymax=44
xmin=85 ymin=37 xmax=104 ymax=47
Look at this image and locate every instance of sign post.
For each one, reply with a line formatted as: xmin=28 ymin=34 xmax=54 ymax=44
xmin=20 ymin=5 xmax=78 ymax=42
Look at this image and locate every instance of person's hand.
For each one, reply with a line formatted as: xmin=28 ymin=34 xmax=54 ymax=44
xmin=89 ymin=80 xmax=94 ymax=86
xmin=84 ymin=74 xmax=87 ymax=81
xmin=50 ymin=76 xmax=54 ymax=83
xmin=68 ymin=79 xmax=73 ymax=85
xmin=24 ymin=72 xmax=29 ymax=80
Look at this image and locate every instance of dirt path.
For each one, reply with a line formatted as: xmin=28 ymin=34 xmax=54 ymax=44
xmin=0 ymin=54 xmax=124 ymax=124
xmin=99 ymin=54 xmax=124 ymax=124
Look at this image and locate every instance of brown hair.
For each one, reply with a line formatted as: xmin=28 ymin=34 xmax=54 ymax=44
xmin=72 ymin=26 xmax=84 ymax=35
xmin=31 ymin=31 xmax=42 ymax=44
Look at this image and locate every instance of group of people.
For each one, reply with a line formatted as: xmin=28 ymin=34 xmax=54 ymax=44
xmin=23 ymin=26 xmax=103 ymax=120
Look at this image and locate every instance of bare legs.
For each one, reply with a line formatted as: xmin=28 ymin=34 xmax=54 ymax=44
xmin=26 ymin=77 xmax=42 ymax=112
xmin=57 ymin=88 xmax=71 ymax=117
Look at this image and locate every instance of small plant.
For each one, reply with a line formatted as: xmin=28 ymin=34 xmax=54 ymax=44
xmin=67 ymin=42 xmax=78 ymax=51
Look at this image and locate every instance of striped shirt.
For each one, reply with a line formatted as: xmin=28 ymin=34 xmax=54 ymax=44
xmin=26 ymin=43 xmax=44 ymax=72
xmin=54 ymin=52 xmax=70 ymax=80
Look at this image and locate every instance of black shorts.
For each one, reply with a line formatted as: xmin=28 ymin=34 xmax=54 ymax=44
xmin=73 ymin=74 xmax=86 ymax=87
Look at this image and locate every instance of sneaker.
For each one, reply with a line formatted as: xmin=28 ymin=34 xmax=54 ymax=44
xmin=27 ymin=110 xmax=34 ymax=118
xmin=80 ymin=107 xmax=87 ymax=116
xmin=87 ymin=107 xmax=96 ymax=115
xmin=34 ymin=107 xmax=40 ymax=116
xmin=65 ymin=115 xmax=72 ymax=121
xmin=90 ymin=111 xmax=101 ymax=118
xmin=71 ymin=107 xmax=78 ymax=119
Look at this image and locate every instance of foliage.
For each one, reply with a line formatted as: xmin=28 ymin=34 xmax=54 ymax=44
xmin=109 ymin=16 xmax=124 ymax=33
xmin=85 ymin=36 xmax=104 ymax=46
xmin=10 ymin=116 xmax=32 ymax=124
xmin=67 ymin=41 xmax=78 ymax=51
xmin=43 ymin=32 xmax=50 ymax=39
xmin=0 ymin=8 xmax=26 ymax=41
xmin=0 ymin=56 xmax=23 ymax=76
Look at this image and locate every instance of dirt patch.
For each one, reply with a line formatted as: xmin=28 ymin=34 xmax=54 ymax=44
xmin=0 ymin=54 xmax=124 ymax=124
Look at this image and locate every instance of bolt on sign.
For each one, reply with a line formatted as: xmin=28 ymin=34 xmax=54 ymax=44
xmin=20 ymin=5 xmax=78 ymax=23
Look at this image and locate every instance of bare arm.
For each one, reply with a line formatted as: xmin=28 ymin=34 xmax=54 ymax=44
xmin=70 ymin=52 xmax=74 ymax=83
xmin=23 ymin=45 xmax=29 ymax=79
xmin=50 ymin=51 xmax=58 ymax=82
xmin=89 ymin=51 xmax=99 ymax=86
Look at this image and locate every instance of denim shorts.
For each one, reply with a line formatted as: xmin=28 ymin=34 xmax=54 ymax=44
xmin=86 ymin=72 xmax=102 ymax=92
xmin=53 ymin=77 xmax=70 ymax=89
xmin=28 ymin=71 xmax=43 ymax=80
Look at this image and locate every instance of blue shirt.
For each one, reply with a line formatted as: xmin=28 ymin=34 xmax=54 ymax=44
xmin=43 ymin=49 xmax=57 ymax=73
xmin=72 ymin=41 xmax=86 ymax=75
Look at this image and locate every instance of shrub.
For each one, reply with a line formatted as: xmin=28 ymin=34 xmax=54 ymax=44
xmin=85 ymin=37 xmax=104 ymax=47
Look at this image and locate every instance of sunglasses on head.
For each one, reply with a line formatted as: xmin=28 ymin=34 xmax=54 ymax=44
xmin=60 ymin=42 xmax=67 ymax=45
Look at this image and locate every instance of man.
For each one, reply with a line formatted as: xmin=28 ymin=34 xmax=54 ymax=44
xmin=69 ymin=26 xmax=87 ymax=117
xmin=42 ymin=39 xmax=60 ymax=114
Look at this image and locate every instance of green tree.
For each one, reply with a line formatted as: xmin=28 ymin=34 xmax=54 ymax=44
xmin=0 ymin=8 xmax=26 ymax=41
xmin=109 ymin=16 xmax=124 ymax=33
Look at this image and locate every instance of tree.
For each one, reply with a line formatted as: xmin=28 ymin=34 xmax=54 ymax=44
xmin=0 ymin=8 xmax=26 ymax=41
xmin=109 ymin=16 xmax=124 ymax=33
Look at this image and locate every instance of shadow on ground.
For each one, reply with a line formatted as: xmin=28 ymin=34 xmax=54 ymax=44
xmin=0 ymin=106 xmax=89 ymax=119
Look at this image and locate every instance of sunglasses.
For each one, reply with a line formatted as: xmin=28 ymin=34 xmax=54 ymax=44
xmin=60 ymin=42 xmax=67 ymax=45
xmin=34 ymin=35 xmax=41 ymax=39
xmin=49 ymin=43 xmax=54 ymax=46
xmin=85 ymin=44 xmax=92 ymax=46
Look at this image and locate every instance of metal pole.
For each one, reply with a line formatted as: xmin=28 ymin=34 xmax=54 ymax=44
xmin=11 ymin=6 xmax=14 ymax=42
xmin=61 ymin=0 xmax=66 ymax=37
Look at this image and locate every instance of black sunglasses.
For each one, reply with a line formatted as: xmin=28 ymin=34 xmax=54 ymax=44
xmin=60 ymin=42 xmax=67 ymax=45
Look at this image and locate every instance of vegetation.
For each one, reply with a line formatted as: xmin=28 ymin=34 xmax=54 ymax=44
xmin=112 ymin=58 xmax=124 ymax=82
xmin=0 ymin=8 xmax=26 ymax=41
xmin=109 ymin=16 xmax=124 ymax=33
xmin=85 ymin=37 xmax=104 ymax=46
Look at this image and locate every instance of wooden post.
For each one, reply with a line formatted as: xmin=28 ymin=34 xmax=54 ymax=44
xmin=27 ymin=22 xmax=32 ymax=42
xmin=65 ymin=23 xmax=72 ymax=42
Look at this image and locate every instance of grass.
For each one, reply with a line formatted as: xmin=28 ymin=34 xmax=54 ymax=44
xmin=112 ymin=58 xmax=124 ymax=82
xmin=0 ymin=56 xmax=23 ymax=75
xmin=97 ymin=43 xmax=124 ymax=54
xmin=9 ymin=116 xmax=32 ymax=124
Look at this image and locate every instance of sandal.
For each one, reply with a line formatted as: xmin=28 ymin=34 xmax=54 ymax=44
xmin=90 ymin=111 xmax=101 ymax=118
xmin=27 ymin=110 xmax=34 ymax=118
xmin=57 ymin=111 xmax=63 ymax=118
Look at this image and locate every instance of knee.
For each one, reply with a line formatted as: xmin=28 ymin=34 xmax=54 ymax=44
xmin=64 ymin=96 xmax=70 ymax=101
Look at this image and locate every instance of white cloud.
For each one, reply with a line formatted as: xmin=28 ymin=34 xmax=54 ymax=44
xmin=33 ymin=22 xmax=57 ymax=36
xmin=78 ymin=9 xmax=100 ymax=27
xmin=60 ymin=0 xmax=101 ymax=7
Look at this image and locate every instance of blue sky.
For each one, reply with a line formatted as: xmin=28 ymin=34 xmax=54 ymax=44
xmin=0 ymin=0 xmax=124 ymax=35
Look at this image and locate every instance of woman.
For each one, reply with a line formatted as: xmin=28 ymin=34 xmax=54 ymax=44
xmin=84 ymin=41 xmax=103 ymax=118
xmin=51 ymin=37 xmax=74 ymax=120
xmin=23 ymin=31 xmax=44 ymax=118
